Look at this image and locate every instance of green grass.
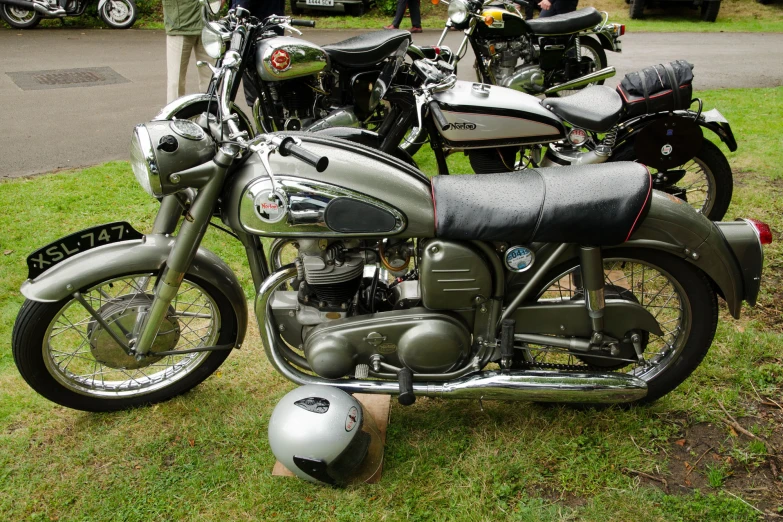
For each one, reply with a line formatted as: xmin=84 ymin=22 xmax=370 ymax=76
xmin=0 ymin=87 xmax=781 ymax=521
xmin=2 ymin=0 xmax=781 ymax=32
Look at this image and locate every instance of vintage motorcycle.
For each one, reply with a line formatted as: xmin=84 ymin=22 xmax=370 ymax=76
xmin=433 ymin=0 xmax=624 ymax=96
xmin=11 ymin=13 xmax=770 ymax=412
xmin=373 ymin=58 xmax=736 ymax=220
xmin=0 ymin=0 xmax=136 ymax=29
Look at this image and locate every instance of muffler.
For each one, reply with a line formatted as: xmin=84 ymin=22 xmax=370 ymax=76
xmin=544 ymin=66 xmax=616 ymax=95
xmin=257 ymin=267 xmax=647 ymax=404
xmin=3 ymin=0 xmax=58 ymax=15
xmin=304 ymin=107 xmax=360 ymax=132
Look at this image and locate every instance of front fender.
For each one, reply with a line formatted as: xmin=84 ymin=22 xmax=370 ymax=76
xmin=152 ymin=94 xmax=256 ymax=138
xmin=623 ymin=191 xmax=745 ymax=318
xmin=21 ymin=234 xmax=248 ymax=347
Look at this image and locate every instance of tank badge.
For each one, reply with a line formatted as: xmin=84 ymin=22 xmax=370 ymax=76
xmin=446 ymin=122 xmax=477 ymax=131
xmin=505 ymin=246 xmax=535 ymax=272
xmin=295 ymin=397 xmax=330 ymax=414
xmin=345 ymin=406 xmax=359 ymax=432
xmin=254 ymin=189 xmax=287 ymax=223
xmin=270 ymin=49 xmax=291 ymax=72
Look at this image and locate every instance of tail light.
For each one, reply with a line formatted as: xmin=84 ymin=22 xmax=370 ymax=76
xmin=745 ymin=219 xmax=773 ymax=245
xmin=614 ymin=24 xmax=625 ymax=36
xmin=433 ymin=46 xmax=441 ymax=56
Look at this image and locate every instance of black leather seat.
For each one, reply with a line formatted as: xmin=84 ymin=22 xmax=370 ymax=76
xmin=525 ymin=7 xmax=604 ymax=35
xmin=541 ymin=85 xmax=623 ymax=132
xmin=323 ymin=30 xmax=411 ymax=69
xmin=431 ymin=162 xmax=652 ymax=246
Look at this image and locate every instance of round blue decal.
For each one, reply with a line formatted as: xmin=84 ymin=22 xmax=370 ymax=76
xmin=505 ymin=246 xmax=535 ymax=272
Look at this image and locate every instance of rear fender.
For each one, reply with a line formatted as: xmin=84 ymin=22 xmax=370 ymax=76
xmin=595 ymin=33 xmax=619 ymax=52
xmin=621 ymin=191 xmax=746 ymax=318
xmin=617 ymin=111 xmax=736 ymax=153
xmin=20 ymin=234 xmax=248 ymax=347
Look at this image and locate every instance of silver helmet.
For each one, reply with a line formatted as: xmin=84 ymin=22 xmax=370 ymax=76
xmin=268 ymin=385 xmax=383 ymax=486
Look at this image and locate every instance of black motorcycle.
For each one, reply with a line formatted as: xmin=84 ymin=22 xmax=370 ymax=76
xmin=0 ymin=0 xmax=136 ymax=29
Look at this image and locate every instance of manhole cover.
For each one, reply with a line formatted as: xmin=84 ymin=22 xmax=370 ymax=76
xmin=7 ymin=67 xmax=130 ymax=91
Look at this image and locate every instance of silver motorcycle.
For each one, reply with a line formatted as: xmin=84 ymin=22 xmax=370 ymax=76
xmin=11 ymin=6 xmax=770 ymax=412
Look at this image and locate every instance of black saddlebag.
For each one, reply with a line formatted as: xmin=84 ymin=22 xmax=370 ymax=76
xmin=617 ymin=60 xmax=694 ymax=118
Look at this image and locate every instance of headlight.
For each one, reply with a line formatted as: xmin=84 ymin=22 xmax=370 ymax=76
xmin=201 ymin=22 xmax=226 ymax=59
xmin=130 ymin=124 xmax=161 ymax=197
xmin=448 ymin=0 xmax=469 ymax=24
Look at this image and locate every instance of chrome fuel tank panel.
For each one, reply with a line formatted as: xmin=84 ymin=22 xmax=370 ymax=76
xmin=255 ymin=36 xmax=328 ymax=82
xmin=432 ymin=81 xmax=565 ymax=148
xmin=223 ymin=134 xmax=436 ymax=238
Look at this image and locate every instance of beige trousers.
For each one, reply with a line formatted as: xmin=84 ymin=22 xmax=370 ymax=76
xmin=166 ymin=34 xmax=212 ymax=104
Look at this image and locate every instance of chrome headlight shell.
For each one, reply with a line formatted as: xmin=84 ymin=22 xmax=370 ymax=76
xmin=130 ymin=124 xmax=161 ymax=197
xmin=201 ymin=22 xmax=227 ymax=59
xmin=448 ymin=0 xmax=469 ymax=25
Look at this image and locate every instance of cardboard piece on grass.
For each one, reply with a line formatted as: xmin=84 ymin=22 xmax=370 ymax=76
xmin=272 ymin=393 xmax=391 ymax=484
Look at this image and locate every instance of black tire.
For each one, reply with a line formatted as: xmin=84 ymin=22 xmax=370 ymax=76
xmin=0 ymin=4 xmax=41 ymax=29
xmin=611 ymin=139 xmax=733 ymax=221
xmin=99 ymin=0 xmax=137 ymax=29
xmin=12 ymin=272 xmax=238 ymax=412
xmin=290 ymin=0 xmax=303 ymax=15
xmin=701 ymin=0 xmax=721 ymax=21
xmin=549 ymin=37 xmax=608 ymax=97
xmin=347 ymin=2 xmax=365 ymax=16
xmin=527 ymin=248 xmax=718 ymax=403
xmin=629 ymin=0 xmax=645 ymax=18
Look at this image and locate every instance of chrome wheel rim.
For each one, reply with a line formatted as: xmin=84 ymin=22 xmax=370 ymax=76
xmin=6 ymin=6 xmax=36 ymax=23
xmin=652 ymin=156 xmax=716 ymax=216
xmin=533 ymin=257 xmax=691 ymax=383
xmin=104 ymin=0 xmax=131 ymax=24
xmin=43 ymin=274 xmax=221 ymax=398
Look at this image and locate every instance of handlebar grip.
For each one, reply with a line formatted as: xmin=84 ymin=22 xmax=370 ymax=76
xmin=230 ymin=32 xmax=243 ymax=52
xmin=429 ymin=101 xmax=450 ymax=132
xmin=280 ymin=138 xmax=329 ymax=172
xmin=290 ymin=19 xmax=316 ymax=27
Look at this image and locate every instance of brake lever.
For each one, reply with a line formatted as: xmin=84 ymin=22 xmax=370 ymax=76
xmin=279 ymin=22 xmax=302 ymax=35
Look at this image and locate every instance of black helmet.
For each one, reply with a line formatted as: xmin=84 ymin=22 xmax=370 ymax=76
xmin=268 ymin=385 xmax=383 ymax=486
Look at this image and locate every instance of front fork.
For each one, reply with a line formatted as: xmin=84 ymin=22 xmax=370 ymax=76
xmin=130 ymin=149 xmax=234 ymax=356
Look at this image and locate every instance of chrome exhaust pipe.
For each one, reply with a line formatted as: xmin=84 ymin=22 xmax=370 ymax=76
xmin=304 ymin=107 xmax=360 ymax=132
xmin=544 ymin=66 xmax=616 ymax=95
xmin=257 ymin=267 xmax=647 ymax=404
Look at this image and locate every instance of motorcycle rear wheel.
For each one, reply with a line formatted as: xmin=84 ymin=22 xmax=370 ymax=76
xmin=13 ymin=271 xmax=237 ymax=412
xmin=0 ymin=5 xmax=41 ymax=29
xmin=520 ymin=248 xmax=718 ymax=403
xmin=552 ymin=37 xmax=607 ymax=98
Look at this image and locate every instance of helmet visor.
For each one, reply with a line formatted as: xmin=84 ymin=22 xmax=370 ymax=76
xmin=327 ymin=404 xmax=384 ymax=486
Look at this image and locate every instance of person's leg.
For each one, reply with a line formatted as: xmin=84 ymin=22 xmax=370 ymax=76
xmin=193 ymin=37 xmax=213 ymax=92
xmin=166 ymin=35 xmax=189 ymax=103
xmin=390 ymin=0 xmax=407 ymax=27
xmin=409 ymin=0 xmax=421 ymax=28
xmin=538 ymin=7 xmax=555 ymax=17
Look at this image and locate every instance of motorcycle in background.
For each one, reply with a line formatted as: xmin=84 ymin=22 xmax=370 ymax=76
xmin=433 ymin=0 xmax=624 ymax=96
xmin=9 ymin=5 xmax=770 ymax=413
xmin=0 ymin=0 xmax=136 ymax=29
xmin=375 ymin=58 xmax=735 ymax=220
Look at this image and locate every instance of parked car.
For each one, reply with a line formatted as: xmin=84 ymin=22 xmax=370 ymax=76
xmin=627 ymin=0 xmax=722 ymax=22
xmin=290 ymin=0 xmax=372 ymax=16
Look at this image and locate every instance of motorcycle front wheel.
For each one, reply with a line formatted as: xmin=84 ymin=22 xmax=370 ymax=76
xmin=12 ymin=271 xmax=237 ymax=412
xmin=0 ymin=5 xmax=41 ymax=29
xmin=99 ymin=0 xmax=137 ymax=29
xmin=520 ymin=248 xmax=718 ymax=403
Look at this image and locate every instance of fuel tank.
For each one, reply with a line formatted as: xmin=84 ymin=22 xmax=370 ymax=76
xmin=432 ymin=81 xmax=566 ymax=149
xmin=222 ymin=133 xmax=435 ymax=238
xmin=255 ymin=36 xmax=328 ymax=82
xmin=476 ymin=7 xmax=528 ymax=38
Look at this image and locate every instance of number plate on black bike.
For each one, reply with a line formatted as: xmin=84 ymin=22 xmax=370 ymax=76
xmin=26 ymin=222 xmax=143 ymax=280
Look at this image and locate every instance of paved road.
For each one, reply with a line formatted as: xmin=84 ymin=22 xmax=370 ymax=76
xmin=1 ymin=28 xmax=782 ymax=178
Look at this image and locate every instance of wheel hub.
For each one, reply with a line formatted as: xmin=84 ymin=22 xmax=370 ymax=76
xmin=108 ymin=1 xmax=129 ymax=21
xmin=87 ymin=295 xmax=180 ymax=370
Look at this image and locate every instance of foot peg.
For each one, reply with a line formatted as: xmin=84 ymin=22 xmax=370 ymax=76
xmin=397 ymin=367 xmax=415 ymax=406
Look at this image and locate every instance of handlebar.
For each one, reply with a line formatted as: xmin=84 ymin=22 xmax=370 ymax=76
xmin=279 ymin=137 xmax=329 ymax=172
xmin=429 ymin=101 xmax=450 ymax=132
xmin=290 ymin=19 xmax=316 ymax=27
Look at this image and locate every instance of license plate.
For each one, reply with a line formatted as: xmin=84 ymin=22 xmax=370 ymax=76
xmin=306 ymin=0 xmax=334 ymax=5
xmin=27 ymin=221 xmax=143 ymax=280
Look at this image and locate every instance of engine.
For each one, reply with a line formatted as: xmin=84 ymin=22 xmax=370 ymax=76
xmin=269 ymin=239 xmax=493 ymax=380
xmin=482 ymin=39 xmax=544 ymax=93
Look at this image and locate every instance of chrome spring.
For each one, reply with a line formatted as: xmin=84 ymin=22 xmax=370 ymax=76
xmin=602 ymin=127 xmax=618 ymax=148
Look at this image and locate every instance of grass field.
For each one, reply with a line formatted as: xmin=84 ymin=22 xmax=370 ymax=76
xmin=1 ymin=0 xmax=781 ymax=32
xmin=0 ymin=87 xmax=781 ymax=521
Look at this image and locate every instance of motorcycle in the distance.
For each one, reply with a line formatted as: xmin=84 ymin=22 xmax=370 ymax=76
xmin=10 ymin=3 xmax=770 ymax=415
xmin=374 ymin=58 xmax=736 ymax=220
xmin=0 ymin=0 xmax=136 ymax=29
xmin=433 ymin=0 xmax=624 ymax=96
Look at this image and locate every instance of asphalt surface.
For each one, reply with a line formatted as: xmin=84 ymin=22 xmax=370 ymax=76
xmin=1 ymin=27 xmax=782 ymax=178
